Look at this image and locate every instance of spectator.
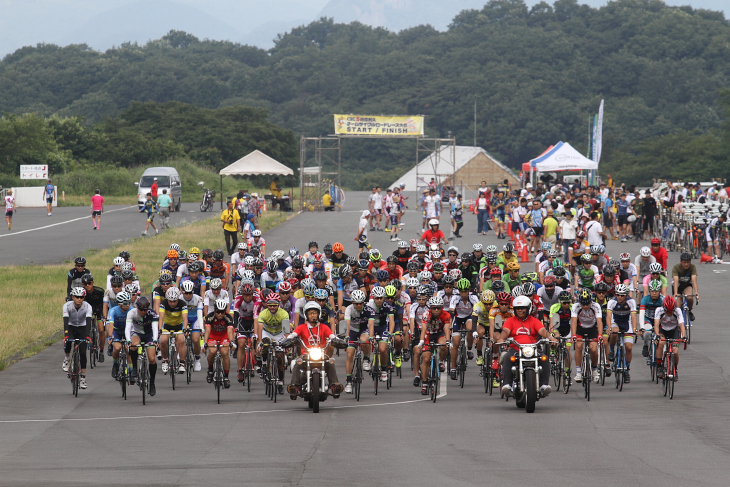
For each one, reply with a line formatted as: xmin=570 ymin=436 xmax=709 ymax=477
xmin=43 ymin=179 xmax=55 ymax=217
xmin=323 ymin=192 xmax=335 ymax=211
xmin=558 ymin=211 xmax=577 ymax=262
xmin=220 ymin=200 xmax=241 ymax=256
xmin=5 ymin=189 xmax=15 ymax=230
xmin=585 ymin=211 xmax=605 ymax=247
xmin=476 ymin=191 xmax=490 ymax=236
xmin=156 ymin=189 xmax=172 ymax=229
xmin=150 ymin=177 xmax=158 ymax=204
xmin=543 ymin=208 xmax=558 ymax=247
xmin=90 ymin=189 xmax=104 ymax=230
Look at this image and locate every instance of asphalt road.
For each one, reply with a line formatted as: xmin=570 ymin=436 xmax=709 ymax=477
xmin=0 ymin=203 xmax=210 ymax=267
xmin=1 ymin=191 xmax=729 ymax=486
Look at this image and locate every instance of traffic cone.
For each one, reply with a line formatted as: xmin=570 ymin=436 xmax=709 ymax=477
xmin=468 ymin=199 xmax=475 ymax=213
xmin=507 ymin=224 xmax=513 ymax=239
xmin=520 ymin=238 xmax=530 ymax=263
xmin=700 ymin=252 xmax=713 ymax=263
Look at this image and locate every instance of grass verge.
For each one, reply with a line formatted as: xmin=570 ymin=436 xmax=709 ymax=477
xmin=57 ymin=188 xmax=300 ymax=208
xmin=0 ymin=209 xmax=292 ymax=370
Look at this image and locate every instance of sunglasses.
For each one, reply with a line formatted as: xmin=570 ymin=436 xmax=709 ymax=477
xmin=544 ymin=285 xmax=555 ymax=289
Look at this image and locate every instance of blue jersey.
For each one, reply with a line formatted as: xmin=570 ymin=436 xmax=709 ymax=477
xmin=140 ymin=200 xmax=158 ymax=215
xmin=108 ymin=305 xmax=130 ymax=332
xmin=640 ymin=294 xmax=664 ymax=323
xmin=180 ymin=275 xmax=206 ymax=297
xmin=45 ymin=184 xmax=54 ymax=197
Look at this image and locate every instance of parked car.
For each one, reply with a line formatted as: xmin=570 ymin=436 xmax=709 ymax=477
xmin=135 ymin=167 xmax=182 ymax=210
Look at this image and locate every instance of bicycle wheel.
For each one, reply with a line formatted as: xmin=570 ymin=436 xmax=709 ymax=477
xmin=216 ymin=356 xmax=222 ymax=404
xmin=268 ymin=356 xmax=277 ymax=401
xmin=663 ymin=354 xmax=670 ymax=397
xmin=458 ymin=347 xmax=466 ymax=389
xmin=170 ymin=345 xmax=177 ymax=390
xmin=618 ymin=353 xmax=625 ymax=392
xmin=72 ymin=349 xmax=80 ymax=397
xmin=354 ymin=355 xmax=362 ymax=401
xmin=668 ymin=354 xmax=676 ymax=399
xmin=140 ymin=360 xmax=147 ymax=405
xmin=582 ymin=351 xmax=590 ymax=401
xmin=552 ymin=349 xmax=561 ymax=388
xmin=562 ymin=352 xmax=571 ymax=394
xmin=372 ymin=356 xmax=379 ymax=395
xmin=246 ymin=350 xmax=253 ymax=392
xmin=598 ymin=346 xmax=606 ymax=387
xmin=89 ymin=329 xmax=97 ymax=370
xmin=685 ymin=311 xmax=692 ymax=345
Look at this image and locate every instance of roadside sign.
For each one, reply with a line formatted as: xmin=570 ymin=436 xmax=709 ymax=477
xmin=20 ymin=165 xmax=48 ymax=180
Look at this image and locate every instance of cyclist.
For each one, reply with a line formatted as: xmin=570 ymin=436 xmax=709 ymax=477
xmin=203 ymin=278 xmax=230 ymax=316
xmin=496 ymin=243 xmax=518 ymax=271
xmin=343 ymin=290 xmax=374 ymax=393
xmin=81 ymin=274 xmax=106 ymax=363
xmin=654 ymin=295 xmax=686 ymax=379
xmin=409 ymin=287 xmax=431 ymax=386
xmin=152 ymin=272 xmax=175 ymax=314
xmin=487 ymin=292 xmax=514 ymax=387
xmin=671 ymin=252 xmax=699 ymax=322
xmin=124 ymin=296 xmax=159 ymax=396
xmin=618 ymin=253 xmax=639 ymax=297
xmin=139 ymin=192 xmax=159 ymax=236
xmin=256 ymin=293 xmax=290 ymax=392
xmin=314 ymin=288 xmax=337 ymax=333
xmin=278 ymin=281 xmax=297 ymax=320
xmin=261 ymin=259 xmax=284 ymax=291
xmin=595 ymin=265 xmax=618 ymax=297
xmin=417 ymin=296 xmax=451 ymax=395
xmin=642 ymin=263 xmax=668 ymax=296
xmin=383 ymin=284 xmax=407 ymax=367
xmin=650 ymin=237 xmax=669 ymax=269
xmin=551 ymin=266 xmax=571 ymax=294
xmin=67 ymin=256 xmax=91 ymax=298
xmin=634 ymin=246 xmax=657 ymax=284
xmin=180 ymin=261 xmax=207 ymax=297
xmin=247 ymin=229 xmax=266 ymax=258
xmin=181 ymin=279 xmax=204 ymax=371
xmin=504 ymin=261 xmax=522 ymax=291
xmin=392 ymin=240 xmax=413 ymax=271
xmin=538 ymin=249 xmax=559 ymax=283
xmin=158 ymin=287 xmax=189 ymax=375
xmin=108 ymin=292 xmax=132 ymax=379
xmin=498 ymin=295 xmax=556 ymax=398
xmin=537 ymin=274 xmax=563 ymax=319
xmin=106 ymin=256 xmax=125 ymax=290
xmin=472 ymin=289 xmax=495 ymax=367
xmin=103 ymin=275 xmax=124 ymax=330
xmin=161 ymin=249 xmax=180 ymax=276
xmin=208 ymin=250 xmax=230 ymax=290
xmin=233 ymin=282 xmax=261 ymax=381
xmin=574 ymin=254 xmax=599 ymax=292
xmin=231 ymin=242 xmax=248 ymax=268
xmin=605 ymin=284 xmax=637 ymax=383
xmin=549 ymin=290 xmax=573 ymax=370
xmin=448 ymin=278 xmax=478 ymax=379
xmin=571 ymin=289 xmax=604 ymax=383
xmin=368 ymin=286 xmax=395 ymax=382
xmin=203 ymin=299 xmax=236 ymax=388
xmin=303 ymin=241 xmax=319 ymax=265
xmin=330 ymin=242 xmax=349 ymax=268
xmin=639 ymin=279 xmax=664 ymax=360
xmin=533 ymin=241 xmax=552 ymax=274
xmin=458 ymin=253 xmax=479 ymax=290
xmin=62 ymin=287 xmax=94 ymax=389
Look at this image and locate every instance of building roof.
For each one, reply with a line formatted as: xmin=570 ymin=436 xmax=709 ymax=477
xmin=390 ymin=146 xmax=518 ymax=190
xmin=219 ymin=150 xmax=294 ymax=176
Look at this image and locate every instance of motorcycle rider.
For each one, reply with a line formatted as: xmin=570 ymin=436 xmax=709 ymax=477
xmin=498 ymin=295 xmax=556 ymax=398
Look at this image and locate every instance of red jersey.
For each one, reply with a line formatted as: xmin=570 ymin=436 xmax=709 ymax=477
xmin=387 ymin=266 xmax=403 ymax=281
xmin=421 ymin=229 xmax=445 ymax=244
xmin=651 ymin=247 xmax=668 ymax=270
xmin=368 ymin=261 xmax=388 ymax=273
xmin=530 ymin=295 xmax=543 ymax=317
xmin=292 ymin=322 xmax=333 ymax=348
xmin=502 ymin=315 xmax=544 ymax=349
xmin=421 ymin=309 xmax=451 ymax=337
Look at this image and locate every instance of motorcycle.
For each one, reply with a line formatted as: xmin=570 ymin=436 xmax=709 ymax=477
xmin=198 ymin=181 xmax=216 ymax=212
xmin=504 ymin=338 xmax=550 ymax=413
xmin=286 ymin=337 xmax=345 ymax=413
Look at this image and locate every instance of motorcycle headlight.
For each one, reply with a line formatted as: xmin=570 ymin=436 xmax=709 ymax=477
xmin=523 ymin=346 xmax=535 ymax=358
xmin=309 ymin=348 xmax=323 ymax=361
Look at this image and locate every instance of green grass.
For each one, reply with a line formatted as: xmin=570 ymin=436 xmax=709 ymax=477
xmin=0 ymin=209 xmax=292 ymax=370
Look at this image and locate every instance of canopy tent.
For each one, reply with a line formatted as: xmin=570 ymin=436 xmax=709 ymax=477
xmin=527 ymin=141 xmax=597 ymax=187
xmin=217 ymin=150 xmax=294 ymax=208
xmin=522 ymin=145 xmax=553 ymax=173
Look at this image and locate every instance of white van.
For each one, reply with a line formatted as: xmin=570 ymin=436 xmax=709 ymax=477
xmin=135 ymin=167 xmax=182 ymax=210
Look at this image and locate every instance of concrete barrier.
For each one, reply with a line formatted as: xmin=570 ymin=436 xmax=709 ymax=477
xmin=10 ymin=186 xmax=58 ymax=207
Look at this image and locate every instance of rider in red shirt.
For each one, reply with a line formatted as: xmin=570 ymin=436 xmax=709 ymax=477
xmin=498 ymin=295 xmax=556 ymax=397
xmin=650 ymin=238 xmax=668 ymax=270
xmin=420 ymin=219 xmax=447 ymax=246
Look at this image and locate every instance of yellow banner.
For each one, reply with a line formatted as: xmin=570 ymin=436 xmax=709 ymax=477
xmin=334 ymin=115 xmax=424 ymax=136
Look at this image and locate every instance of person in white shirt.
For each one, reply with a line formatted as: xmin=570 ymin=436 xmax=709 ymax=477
xmin=372 ymin=186 xmax=384 ymax=231
xmin=355 ymin=210 xmax=370 ymax=250
xmin=584 ymin=211 xmax=605 ymax=247
xmin=558 ymin=211 xmax=578 ymax=262
xmin=4 ymin=189 xmax=15 ymax=230
xmin=423 ymin=188 xmax=440 ymax=221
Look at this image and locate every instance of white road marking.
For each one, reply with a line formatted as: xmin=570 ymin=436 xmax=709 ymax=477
xmin=0 ymin=206 xmax=136 ymax=239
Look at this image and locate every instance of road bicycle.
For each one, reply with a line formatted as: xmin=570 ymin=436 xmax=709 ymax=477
xmin=551 ymin=336 xmax=572 ymax=394
xmin=676 ymin=293 xmax=698 ymax=345
xmin=351 ymin=340 xmax=368 ymax=401
xmin=658 ymin=337 xmax=686 ymax=399
xmin=263 ymin=338 xmax=284 ymax=402
xmin=183 ymin=328 xmax=195 ymax=384
xmin=573 ymin=336 xmax=601 ymax=401
xmin=88 ymin=321 xmax=100 ymax=369
xmin=454 ymin=328 xmax=469 ymax=389
xmin=134 ymin=342 xmax=152 ymax=405
xmin=166 ymin=330 xmax=182 ymax=390
xmin=480 ymin=336 xmax=495 ymax=395
xmin=426 ymin=343 xmax=449 ymax=403
xmin=208 ymin=341 xmax=225 ymax=404
xmin=610 ymin=331 xmax=636 ymax=391
xmin=116 ymin=340 xmax=129 ymax=400
xmin=66 ymin=338 xmax=87 ymax=397
xmin=238 ymin=333 xmax=257 ymax=392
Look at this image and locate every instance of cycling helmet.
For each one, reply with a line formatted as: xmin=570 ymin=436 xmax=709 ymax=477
xmin=178 ymin=250 xmax=187 ymax=260
xmin=119 ymin=251 xmax=131 ymax=260
xmin=473 ymin=243 xmax=484 ymax=252
xmin=189 ymin=247 xmax=200 ymax=256
xmin=558 ymin=290 xmax=572 ymax=303
xmin=417 ymin=285 xmax=432 ymax=296
xmin=640 ymin=247 xmax=651 ymax=257
xmin=384 ymin=285 xmax=397 ymax=297
xmin=486 ymin=253 xmax=497 ymax=263
xmin=602 ymin=265 xmax=616 ymax=277
xmin=339 ymin=264 xmax=352 ymax=277
xmin=159 ymin=273 xmax=173 ymax=284
xmin=522 ymin=282 xmax=535 ymax=297
xmin=461 ymin=252 xmax=473 ymax=262
xmin=543 ymin=275 xmax=556 ymax=286
xmin=346 ymin=256 xmax=358 ymax=267
xmin=302 ymin=282 xmax=317 ymax=297
xmin=619 ymin=252 xmax=631 ymax=261
xmin=136 ymin=296 xmax=150 ymax=310
xmin=552 ymin=267 xmax=566 ymax=278
xmin=323 ymin=243 xmax=333 ymax=255
xmin=589 ymin=245 xmax=600 ymax=255
xmin=576 ymin=231 xmax=585 ymax=240
xmin=376 ymin=270 xmax=389 ymax=281
xmin=648 ymin=280 xmax=662 ymax=292
xmin=110 ymin=275 xmax=124 ymax=286
xmin=165 ymin=287 xmax=180 ymax=300
xmin=419 ymin=271 xmax=433 ymax=281
xmin=390 ymin=279 xmax=402 ymax=291
xmin=447 ymin=246 xmax=459 ymax=255
xmin=680 ymin=252 xmax=692 ymax=261
xmin=332 ymin=242 xmax=344 ymax=253
xmin=580 ymin=254 xmax=592 ymax=263
xmin=503 ymin=243 xmax=515 ymax=252
xmin=115 ymin=291 xmax=131 ymax=305
xmin=406 ymin=277 xmax=419 ymax=288
xmin=193 ymin=261 xmax=207 ymax=272
xmin=541 ymin=242 xmax=552 ymax=251
xmin=238 ymin=282 xmax=254 ymax=295
xmin=292 ymin=258 xmax=304 ymax=269
xmin=167 ymin=249 xmax=179 ymax=259
xmin=358 ymin=259 xmax=370 ymax=270
xmin=369 ymin=249 xmax=382 ymax=261
xmin=252 ymin=229 xmax=262 ymax=237
xmin=523 ymin=272 xmax=538 ymax=282
xmin=119 ymin=262 xmax=133 ymax=273
xmin=490 ymin=267 xmax=502 ymax=277
xmin=491 ymin=280 xmax=505 ymax=293
xmin=594 ymin=281 xmax=608 ymax=293
xmin=511 ymin=285 xmax=524 ymax=297
xmin=407 ymin=261 xmax=420 ymax=272
xmin=547 ymin=249 xmax=559 ymax=258
xmin=432 ymin=263 xmax=444 ymax=273
xmin=215 ymin=298 xmax=228 ymax=311
xmin=614 ymin=284 xmax=630 ymax=296
xmin=69 ymin=287 xmax=86 ymax=297
xmin=553 ymin=259 xmax=564 ymax=268
xmin=578 ymin=289 xmax=593 ymax=305
xmin=415 ymin=245 xmax=427 ymax=253
xmin=303 ymin=301 xmax=321 ymax=316
xmin=121 ymin=270 xmax=135 ymax=280
xmin=448 ymin=269 xmax=462 ymax=280
xmin=212 ymin=250 xmax=224 ymax=261
xmin=312 ymin=252 xmax=325 ymax=263
xmin=429 ymin=250 xmax=441 ymax=260
xmin=429 ymin=218 xmax=440 ymax=226
xmin=598 ymin=244 xmax=606 ymax=254
xmin=265 ymin=260 xmax=276 ymax=274
xmin=662 ymin=295 xmax=676 ymax=312
xmin=350 ymin=290 xmax=367 ymax=304
xmin=289 ymin=247 xmax=298 ymax=258
xmin=506 ymin=262 xmax=520 ymax=271
xmin=371 ymin=286 xmax=386 ymax=298
xmin=397 ymin=240 xmax=409 ymax=249
xmin=480 ymin=289 xmax=495 ymax=304
xmin=277 ymin=281 xmax=292 ymax=293
xmin=455 ymin=278 xmax=471 ymax=291
xmin=386 ymin=255 xmax=398 ymax=264
xmin=492 ymin=290 xmax=509 ymax=304
xmin=313 ymin=289 xmax=328 ymax=300
xmin=208 ymin=278 xmax=221 ymax=290
xmin=80 ymin=274 xmax=94 ymax=284
xmin=651 ymin=237 xmax=661 ymax=245
xmin=237 ymin=242 xmax=247 ymax=251
xmin=312 ymin=271 xmax=327 ymax=282
xmin=512 ymin=295 xmax=532 ymax=315
xmin=240 ymin=269 xmax=256 ymax=281
xmin=427 ymin=296 xmax=444 ymax=308
xmin=252 ymin=257 xmax=264 ymax=267
xmin=608 ymin=259 xmax=621 ymax=269
xmin=442 ymin=275 xmax=455 ymax=285
xmin=243 ymin=256 xmax=255 ymax=267
xmin=649 ymin=263 xmax=663 ymax=273
xmin=260 ymin=288 xmax=272 ymax=301
xmin=486 ymin=245 xmax=498 ymax=253
xmin=113 ymin=256 xmax=125 ymax=266
xmin=74 ymin=256 xmax=87 ymax=266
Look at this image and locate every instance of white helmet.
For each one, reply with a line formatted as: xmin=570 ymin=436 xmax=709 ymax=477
xmin=512 ymin=295 xmax=532 ymax=315
xmin=244 ymin=256 xmax=255 ymax=266
xmin=113 ymin=256 xmax=125 ymax=266
xmin=303 ymin=301 xmax=321 ymax=315
xmin=121 ymin=262 xmax=134 ymax=272
xmin=649 ymin=263 xmax=663 ymax=273
xmin=416 ymin=245 xmax=427 ymax=253
xmin=405 ymin=277 xmax=419 ymax=288
xmin=473 ymin=243 xmax=483 ymax=252
xmin=180 ymin=280 xmax=195 ymax=293
xmin=640 ymin=247 xmax=651 ymax=257
xmin=429 ymin=219 xmax=440 ymax=226
xmin=427 ymin=296 xmax=444 ymax=307
xmin=70 ymin=287 xmax=86 ymax=298
xmin=615 ymin=284 xmax=630 ymax=295
xmin=397 ymin=240 xmax=409 ymax=249
xmin=236 ymin=242 xmax=247 ymax=250
xmin=252 ymin=229 xmax=262 ymax=237
xmin=214 ymin=298 xmax=228 ymax=311
xmin=209 ymin=278 xmax=222 ymax=290
xmin=371 ymin=286 xmax=386 ymax=298
xmin=165 ymin=287 xmax=180 ymax=300
xmin=350 ymin=290 xmax=367 ymax=304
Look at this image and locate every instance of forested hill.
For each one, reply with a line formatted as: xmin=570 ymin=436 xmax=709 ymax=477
xmin=2 ymin=0 xmax=730 ymax=187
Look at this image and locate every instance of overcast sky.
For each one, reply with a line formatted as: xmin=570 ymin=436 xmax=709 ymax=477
xmin=0 ymin=0 xmax=726 ymax=58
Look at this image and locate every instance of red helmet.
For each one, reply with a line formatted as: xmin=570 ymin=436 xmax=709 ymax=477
xmin=266 ymin=292 xmax=281 ymax=304
xmin=490 ymin=267 xmax=502 ymax=276
xmin=239 ymin=283 xmax=254 ymax=295
xmin=332 ymin=242 xmax=344 ymax=253
xmin=277 ymin=281 xmax=292 ymax=293
xmin=496 ymin=292 xmax=512 ymax=305
xmin=576 ymin=231 xmax=586 ymax=239
xmin=543 ymin=275 xmax=556 ymax=286
xmin=288 ymin=277 xmax=300 ymax=288
xmin=651 ymin=237 xmax=660 ymax=245
xmin=313 ymin=253 xmax=324 ymax=262
xmin=662 ymin=295 xmax=676 ymax=312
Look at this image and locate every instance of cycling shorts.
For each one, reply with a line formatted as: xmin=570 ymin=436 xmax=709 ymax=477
xmin=161 ymin=323 xmax=183 ymax=334
xmin=146 ymin=213 xmax=155 ymax=222
xmin=451 ymin=315 xmax=471 ymax=332
xmin=92 ymin=210 xmax=101 ymax=217
xmin=112 ymin=330 xmax=126 ymax=342
xmin=188 ymin=315 xmax=201 ymax=331
xmin=658 ymin=327 xmax=680 ymax=340
xmin=373 ymin=324 xmax=389 ymax=337
xmin=207 ymin=331 xmax=230 ymax=346
xmin=555 ymin=325 xmax=571 ymax=338
xmin=423 ymin=332 xmax=445 ymax=352
xmin=348 ymin=328 xmax=370 ymax=346
xmin=131 ymin=331 xmax=154 ymax=344
xmin=236 ymin=318 xmax=255 ymax=337
xmin=706 ymin=226 xmax=717 ymax=243
xmin=610 ymin=320 xmax=631 ymax=334
xmin=46 ymin=197 xmax=53 ymax=204
xmin=574 ymin=326 xmax=598 ymax=341
xmin=676 ymin=282 xmax=693 ymax=294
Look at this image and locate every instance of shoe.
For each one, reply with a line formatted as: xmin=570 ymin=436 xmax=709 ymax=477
xmin=62 ymin=358 xmax=70 ymax=372
xmin=493 ymin=378 xmax=500 ymax=388
xmin=238 ymin=369 xmax=244 ymax=383
xmin=194 ymin=359 xmax=201 ymax=372
xmin=395 ymin=356 xmax=402 ymax=368
xmin=129 ymin=369 xmax=137 ymax=384
xmin=287 ymin=384 xmax=299 ymax=395
xmin=111 ymin=362 xmax=119 ymax=379
xmin=540 ymin=385 xmax=552 ymax=397
xmin=98 ymin=352 xmax=104 ymax=363
xmin=206 ymin=370 xmax=214 ymax=383
xmin=456 ymin=235 xmax=462 ymax=238
xmin=155 ymin=229 xmax=159 ymax=235
xmin=624 ymin=372 xmax=631 ymax=383
xmin=330 ymin=382 xmax=344 ymax=394
xmin=476 ymin=356 xmax=484 ymax=366
xmin=161 ymin=361 xmax=169 ymax=374
xmin=178 ymin=364 xmax=185 ymax=374
xmin=592 ymin=369 xmax=600 ymax=383
xmin=439 ymin=362 xmax=446 ymax=372
xmin=107 ymin=343 xmax=113 ymax=356
xmin=604 ymin=366 xmax=611 ymax=377
xmin=93 ymin=226 xmax=97 ymax=230
xmin=574 ymin=371 xmax=582 ymax=383
xmin=413 ymin=376 xmax=420 ymax=387
xmin=79 ymin=377 xmax=87 ymax=389
xmin=141 ymin=231 xmax=147 ymax=236
xmin=362 ymin=359 xmax=371 ymax=372
xmin=688 ymin=311 xmax=695 ymax=322
xmin=156 ymin=349 xmax=162 ymax=360
xmin=390 ymin=236 xmax=397 ymax=241
xmin=384 ymin=228 xmax=391 ymax=232
xmin=402 ymin=349 xmax=410 ymax=362
xmin=657 ymin=367 xmax=664 ymax=379
xmin=501 ymin=384 xmax=513 ymax=397
xmin=612 ymin=236 xmax=619 ymax=240
xmin=421 ymin=385 xmax=429 ymax=395
xmin=149 ymin=383 xmax=156 ymax=396
xmin=467 ymin=350 xmax=474 ymax=360
xmin=380 ymin=371 xmax=388 ymax=382
xmin=345 ymin=383 xmax=353 ymax=394
xmin=642 ymin=345 xmax=649 ymax=357
xmin=450 ymin=369 xmax=457 ymax=380
xmin=608 ymin=350 xmax=614 ymax=362
xmin=223 ymin=377 xmax=231 ymax=389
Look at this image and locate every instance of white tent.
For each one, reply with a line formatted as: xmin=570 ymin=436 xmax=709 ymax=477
xmin=219 ymin=150 xmax=294 ymax=176
xmin=530 ymin=141 xmax=597 ymax=171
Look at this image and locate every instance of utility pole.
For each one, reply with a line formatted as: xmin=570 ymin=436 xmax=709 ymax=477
xmin=473 ymin=100 xmax=477 ymax=147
